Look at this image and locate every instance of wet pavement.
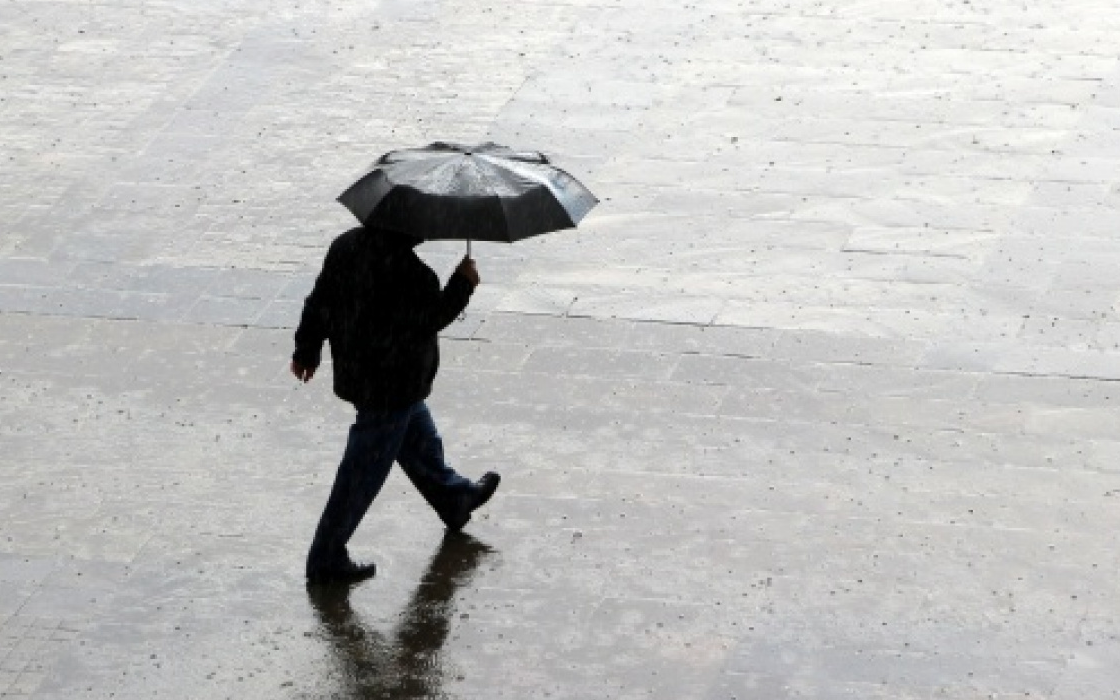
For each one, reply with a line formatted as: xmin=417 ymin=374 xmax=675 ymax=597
xmin=3 ymin=0 xmax=1120 ymax=698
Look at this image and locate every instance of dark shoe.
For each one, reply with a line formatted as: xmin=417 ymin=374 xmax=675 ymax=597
xmin=442 ymin=472 xmax=501 ymax=531
xmin=306 ymin=558 xmax=377 ymax=585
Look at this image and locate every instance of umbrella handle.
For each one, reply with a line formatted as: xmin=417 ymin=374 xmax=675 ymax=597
xmin=467 ymin=239 xmax=471 ymax=258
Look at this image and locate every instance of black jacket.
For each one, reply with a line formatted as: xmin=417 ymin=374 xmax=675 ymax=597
xmin=292 ymin=227 xmax=474 ymax=412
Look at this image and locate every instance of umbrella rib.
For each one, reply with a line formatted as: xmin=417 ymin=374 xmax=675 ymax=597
xmin=489 ymin=158 xmax=598 ymax=225
xmin=405 ymin=155 xmax=471 ymax=192
xmin=468 ymin=157 xmax=515 ymax=240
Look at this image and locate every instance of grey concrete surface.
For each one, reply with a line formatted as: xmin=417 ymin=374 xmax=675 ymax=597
xmin=3 ymin=0 xmax=1120 ymax=697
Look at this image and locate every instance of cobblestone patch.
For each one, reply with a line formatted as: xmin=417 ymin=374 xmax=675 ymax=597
xmin=0 ymin=615 xmax=87 ymax=699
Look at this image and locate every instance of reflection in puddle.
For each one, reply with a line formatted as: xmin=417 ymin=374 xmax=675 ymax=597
xmin=306 ymin=532 xmax=495 ymax=698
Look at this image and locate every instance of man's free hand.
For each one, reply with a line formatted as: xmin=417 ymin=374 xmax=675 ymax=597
xmin=456 ymin=256 xmax=480 ymax=287
xmin=290 ymin=360 xmax=316 ymax=383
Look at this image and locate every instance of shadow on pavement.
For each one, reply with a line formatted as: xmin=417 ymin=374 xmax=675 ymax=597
xmin=306 ymin=532 xmax=495 ymax=698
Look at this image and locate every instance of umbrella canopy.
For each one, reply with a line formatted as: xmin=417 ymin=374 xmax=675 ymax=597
xmin=337 ymin=142 xmax=598 ymax=243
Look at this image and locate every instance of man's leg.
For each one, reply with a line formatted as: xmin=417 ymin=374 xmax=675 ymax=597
xmin=395 ymin=402 xmax=499 ymax=530
xmin=306 ymin=408 xmax=411 ymax=579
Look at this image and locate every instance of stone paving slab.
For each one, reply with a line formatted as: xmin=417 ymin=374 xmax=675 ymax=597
xmin=5 ymin=0 xmax=1120 ymax=698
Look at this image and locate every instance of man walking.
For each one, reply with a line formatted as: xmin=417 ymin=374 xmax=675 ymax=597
xmin=291 ymin=224 xmax=500 ymax=584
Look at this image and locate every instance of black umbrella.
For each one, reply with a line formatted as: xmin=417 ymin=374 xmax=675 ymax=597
xmin=337 ymin=142 xmax=598 ymax=250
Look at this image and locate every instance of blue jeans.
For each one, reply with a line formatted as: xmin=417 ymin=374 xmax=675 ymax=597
xmin=306 ymin=401 xmax=473 ymax=575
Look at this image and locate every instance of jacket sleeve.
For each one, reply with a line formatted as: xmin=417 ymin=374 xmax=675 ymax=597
xmin=388 ymin=263 xmax=475 ymax=338
xmin=292 ymin=241 xmax=344 ymax=368
xmin=430 ymin=271 xmax=475 ymax=332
